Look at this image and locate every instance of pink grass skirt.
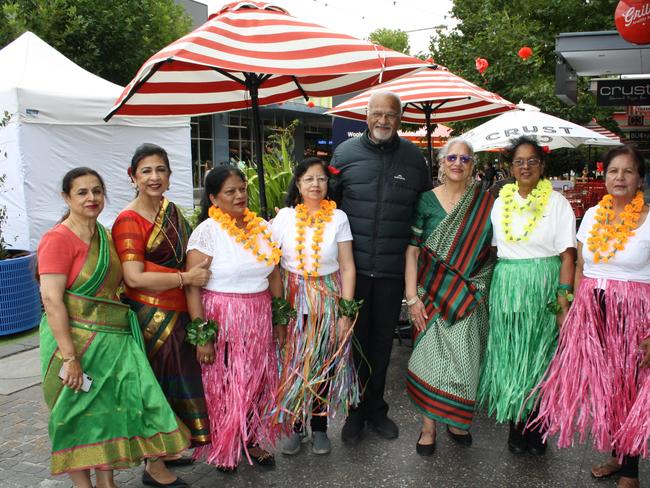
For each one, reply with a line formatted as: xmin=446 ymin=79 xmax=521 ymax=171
xmin=192 ymin=289 xmax=281 ymax=468
xmin=529 ymin=277 xmax=650 ymax=457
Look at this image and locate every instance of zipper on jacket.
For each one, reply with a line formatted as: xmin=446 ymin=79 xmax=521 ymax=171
xmin=371 ymin=151 xmax=386 ymax=277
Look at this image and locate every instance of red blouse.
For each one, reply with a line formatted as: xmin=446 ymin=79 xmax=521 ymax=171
xmin=37 ymin=224 xmax=89 ymax=289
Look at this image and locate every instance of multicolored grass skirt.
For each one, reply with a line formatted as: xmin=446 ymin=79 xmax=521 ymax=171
xmin=193 ymin=289 xmax=281 ymax=468
xmin=478 ymin=257 xmax=560 ymax=423
xmin=530 ymin=277 xmax=650 ymax=457
xmin=273 ymin=271 xmax=360 ymax=428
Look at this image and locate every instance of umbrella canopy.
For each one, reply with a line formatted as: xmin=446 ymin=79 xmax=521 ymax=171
xmin=326 ymin=66 xmax=515 ymax=167
xmin=399 ymin=125 xmax=452 ymax=149
xmin=105 ymin=1 xmax=428 ymax=216
xmin=461 ymin=102 xmax=622 ymax=152
xmin=583 ymin=119 xmax=621 ymax=143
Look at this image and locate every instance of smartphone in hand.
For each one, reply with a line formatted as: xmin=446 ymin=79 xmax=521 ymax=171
xmin=58 ymin=365 xmax=93 ymax=392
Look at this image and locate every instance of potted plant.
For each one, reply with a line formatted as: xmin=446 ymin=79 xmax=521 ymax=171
xmin=0 ymin=110 xmax=41 ymax=336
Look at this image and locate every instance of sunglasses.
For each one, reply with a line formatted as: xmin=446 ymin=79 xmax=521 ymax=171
xmin=446 ymin=154 xmax=474 ymax=164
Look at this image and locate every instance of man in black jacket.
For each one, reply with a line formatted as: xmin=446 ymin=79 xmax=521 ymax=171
xmin=330 ymin=91 xmax=432 ymax=444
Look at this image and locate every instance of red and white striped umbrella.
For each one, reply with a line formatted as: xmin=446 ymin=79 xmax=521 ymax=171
xmin=327 ymin=66 xmax=514 ymax=166
xmin=105 ymin=1 xmax=428 ymax=216
xmin=583 ymin=119 xmax=621 ymax=143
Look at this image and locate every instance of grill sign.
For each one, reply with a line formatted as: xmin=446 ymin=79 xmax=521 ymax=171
xmin=597 ymin=79 xmax=650 ymax=106
xmin=615 ymin=0 xmax=650 ymax=45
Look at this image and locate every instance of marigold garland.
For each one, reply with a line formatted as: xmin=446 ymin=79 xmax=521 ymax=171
xmin=294 ymin=199 xmax=336 ymax=278
xmin=499 ymin=179 xmax=553 ymax=242
xmin=208 ymin=205 xmax=281 ymax=266
xmin=586 ymin=191 xmax=644 ymax=263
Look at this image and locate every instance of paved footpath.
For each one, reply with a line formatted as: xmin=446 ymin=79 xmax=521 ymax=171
xmin=1 ymin=331 xmax=647 ymax=488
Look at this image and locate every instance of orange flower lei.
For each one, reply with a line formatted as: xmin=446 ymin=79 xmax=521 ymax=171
xmin=294 ymin=199 xmax=337 ymax=278
xmin=586 ymin=191 xmax=644 ymax=263
xmin=208 ymin=205 xmax=281 ymax=266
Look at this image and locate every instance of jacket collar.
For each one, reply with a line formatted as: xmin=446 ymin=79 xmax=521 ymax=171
xmin=361 ymin=129 xmax=400 ymax=152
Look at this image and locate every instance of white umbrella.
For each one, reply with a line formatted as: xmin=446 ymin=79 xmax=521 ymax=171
xmin=461 ymin=102 xmax=621 ymax=152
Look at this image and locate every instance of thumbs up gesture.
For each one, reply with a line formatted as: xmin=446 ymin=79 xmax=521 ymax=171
xmin=183 ymin=258 xmax=211 ymax=287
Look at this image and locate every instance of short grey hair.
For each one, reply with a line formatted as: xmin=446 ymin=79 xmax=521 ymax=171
xmin=437 ymin=137 xmax=475 ymax=162
xmin=367 ymin=91 xmax=403 ymax=112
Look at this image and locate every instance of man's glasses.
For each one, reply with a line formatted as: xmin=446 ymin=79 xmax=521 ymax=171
xmin=367 ymin=110 xmax=400 ymax=121
xmin=512 ymin=158 xmax=541 ymax=167
xmin=446 ymin=154 xmax=474 ymax=165
xmin=301 ymin=176 xmax=328 ymax=184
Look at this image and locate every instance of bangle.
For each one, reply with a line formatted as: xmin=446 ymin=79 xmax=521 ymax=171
xmin=339 ymin=298 xmax=364 ymax=318
xmin=177 ymin=271 xmax=184 ymax=289
xmin=186 ymin=318 xmax=218 ymax=346
xmin=272 ymin=297 xmax=296 ymax=326
xmin=405 ymin=296 xmax=419 ymax=306
xmin=62 ymin=355 xmax=77 ymax=363
xmin=558 ymin=283 xmax=573 ymax=292
xmin=557 ymin=288 xmax=574 ymax=303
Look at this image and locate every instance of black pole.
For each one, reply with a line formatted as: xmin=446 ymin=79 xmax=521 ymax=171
xmin=423 ymin=104 xmax=434 ymax=178
xmin=247 ymin=75 xmax=269 ymax=219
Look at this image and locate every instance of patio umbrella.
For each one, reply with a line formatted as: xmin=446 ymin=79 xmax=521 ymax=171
xmin=399 ymin=125 xmax=452 ymax=149
xmin=326 ymin=65 xmax=515 ymax=170
xmin=105 ymin=1 xmax=429 ymax=217
xmin=461 ymin=102 xmax=622 ymax=152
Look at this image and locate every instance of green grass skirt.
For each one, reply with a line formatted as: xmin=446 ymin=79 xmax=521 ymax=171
xmin=478 ymin=256 xmax=560 ymax=422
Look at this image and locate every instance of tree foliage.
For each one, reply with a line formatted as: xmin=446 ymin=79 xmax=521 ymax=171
xmin=429 ymin=0 xmax=620 ymax=174
xmin=369 ymin=27 xmax=410 ymax=54
xmin=0 ymin=0 xmax=193 ymax=86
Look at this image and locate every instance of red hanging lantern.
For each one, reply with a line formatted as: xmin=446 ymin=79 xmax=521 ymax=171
xmin=475 ymin=57 xmax=489 ymax=75
xmin=307 ymin=101 xmax=315 ymax=108
xmin=615 ymin=0 xmax=650 ymax=45
xmin=518 ymin=46 xmax=533 ymax=60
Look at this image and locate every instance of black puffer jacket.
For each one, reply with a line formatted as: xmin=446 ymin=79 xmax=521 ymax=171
xmin=330 ymin=130 xmax=432 ymax=279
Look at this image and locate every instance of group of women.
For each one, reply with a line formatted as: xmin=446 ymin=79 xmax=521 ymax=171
xmin=406 ymin=136 xmax=649 ymax=488
xmin=37 ymin=136 xmax=649 ymax=488
xmin=37 ymin=144 xmax=359 ymax=487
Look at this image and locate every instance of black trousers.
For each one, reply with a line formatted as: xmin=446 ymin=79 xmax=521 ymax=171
xmin=350 ymin=274 xmax=405 ymax=422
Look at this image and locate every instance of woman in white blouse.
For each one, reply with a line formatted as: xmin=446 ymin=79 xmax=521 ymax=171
xmin=271 ymin=157 xmax=357 ymax=457
xmin=478 ymin=136 xmax=576 ymax=455
xmin=185 ymin=166 xmax=284 ymax=470
xmin=533 ymin=145 xmax=650 ymax=488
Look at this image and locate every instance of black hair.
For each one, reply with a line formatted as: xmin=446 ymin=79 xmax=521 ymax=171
xmin=603 ymin=144 xmax=646 ymax=180
xmin=59 ymin=167 xmax=106 ymax=222
xmin=129 ymin=143 xmax=171 ymax=176
xmin=284 ymin=157 xmax=331 ymax=207
xmin=197 ymin=165 xmax=247 ymax=223
xmin=505 ymin=135 xmax=545 ymax=163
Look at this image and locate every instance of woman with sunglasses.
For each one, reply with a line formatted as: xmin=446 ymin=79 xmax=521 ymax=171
xmin=478 ymin=136 xmax=576 ymax=455
xmin=405 ymin=138 xmax=496 ymax=456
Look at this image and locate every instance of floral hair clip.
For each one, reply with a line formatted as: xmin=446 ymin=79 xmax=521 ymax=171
xmin=542 ymin=146 xmax=551 ymax=154
xmin=327 ymin=166 xmax=341 ymax=176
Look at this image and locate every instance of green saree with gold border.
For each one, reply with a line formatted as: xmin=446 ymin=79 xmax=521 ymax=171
xmin=40 ymin=223 xmax=189 ymax=475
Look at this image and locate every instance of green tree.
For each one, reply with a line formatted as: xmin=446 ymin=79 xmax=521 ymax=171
xmin=369 ymin=27 xmax=410 ymax=54
xmin=429 ymin=0 xmax=619 ymax=174
xmin=0 ymin=0 xmax=193 ymax=86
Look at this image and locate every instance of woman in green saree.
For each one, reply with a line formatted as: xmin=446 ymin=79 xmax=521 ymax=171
xmin=404 ymin=139 xmax=495 ymax=456
xmin=38 ymin=168 xmax=189 ymax=488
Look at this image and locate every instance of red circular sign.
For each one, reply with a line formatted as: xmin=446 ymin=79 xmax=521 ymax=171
xmin=615 ymin=0 xmax=650 ymax=45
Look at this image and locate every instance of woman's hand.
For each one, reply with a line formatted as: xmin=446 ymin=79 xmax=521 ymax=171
xmin=555 ymin=295 xmax=570 ymax=328
xmin=273 ymin=325 xmax=287 ymax=348
xmin=196 ymin=342 xmax=215 ymax=365
xmin=61 ymin=359 xmax=84 ymax=392
xmin=183 ymin=258 xmax=211 ymax=287
xmin=640 ymin=337 xmax=650 ymax=368
xmin=337 ymin=316 xmax=352 ymax=342
xmin=409 ymin=299 xmax=428 ymax=333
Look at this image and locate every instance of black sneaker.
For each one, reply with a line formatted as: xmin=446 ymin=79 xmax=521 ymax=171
xmin=369 ymin=416 xmax=399 ymax=439
xmin=526 ymin=427 xmax=547 ymax=456
xmin=341 ymin=414 xmax=365 ymax=445
xmin=507 ymin=421 xmax=527 ymax=454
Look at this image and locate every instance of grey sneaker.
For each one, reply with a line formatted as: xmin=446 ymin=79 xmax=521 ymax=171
xmin=281 ymin=431 xmax=307 ymax=455
xmin=312 ymin=431 xmax=331 ymax=455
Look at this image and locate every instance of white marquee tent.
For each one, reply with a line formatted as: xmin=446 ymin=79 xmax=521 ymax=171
xmin=0 ymin=32 xmax=193 ymax=251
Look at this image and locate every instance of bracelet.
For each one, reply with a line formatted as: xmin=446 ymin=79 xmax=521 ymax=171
xmin=405 ymin=296 xmax=419 ymax=306
xmin=177 ymin=271 xmax=184 ymax=289
xmin=185 ymin=318 xmax=218 ymax=346
xmin=62 ymin=355 xmax=77 ymax=363
xmin=557 ymin=288 xmax=574 ymax=303
xmin=558 ymin=283 xmax=573 ymax=292
xmin=272 ymin=297 xmax=296 ymax=326
xmin=339 ymin=298 xmax=364 ymax=318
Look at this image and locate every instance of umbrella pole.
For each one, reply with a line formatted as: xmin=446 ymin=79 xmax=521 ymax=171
xmin=247 ymin=76 xmax=269 ymax=219
xmin=424 ymin=105 xmax=434 ymax=179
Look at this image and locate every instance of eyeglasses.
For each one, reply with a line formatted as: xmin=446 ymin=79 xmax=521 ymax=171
xmin=446 ymin=154 xmax=474 ymax=165
xmin=367 ymin=110 xmax=400 ymax=121
xmin=512 ymin=158 xmax=541 ymax=167
xmin=301 ymin=176 xmax=328 ymax=185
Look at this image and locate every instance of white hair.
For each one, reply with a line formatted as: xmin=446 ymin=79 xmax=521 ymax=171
xmin=437 ymin=137 xmax=475 ymax=162
xmin=367 ymin=91 xmax=402 ymax=111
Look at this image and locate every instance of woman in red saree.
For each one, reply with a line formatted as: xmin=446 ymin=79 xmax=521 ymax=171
xmin=112 ymin=144 xmax=210 ymax=486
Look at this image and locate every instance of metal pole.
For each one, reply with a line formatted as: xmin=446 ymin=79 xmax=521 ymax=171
xmin=424 ymin=104 xmax=435 ymax=178
xmin=247 ymin=75 xmax=269 ymax=219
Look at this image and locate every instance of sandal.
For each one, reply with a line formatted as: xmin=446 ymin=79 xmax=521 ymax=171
xmin=591 ymin=458 xmax=622 ymax=479
xmin=247 ymin=444 xmax=276 ymax=468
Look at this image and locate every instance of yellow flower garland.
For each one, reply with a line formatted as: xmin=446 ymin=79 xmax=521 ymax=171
xmin=294 ymin=199 xmax=336 ymax=278
xmin=586 ymin=191 xmax=644 ymax=263
xmin=499 ymin=179 xmax=553 ymax=242
xmin=208 ymin=206 xmax=281 ymax=266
